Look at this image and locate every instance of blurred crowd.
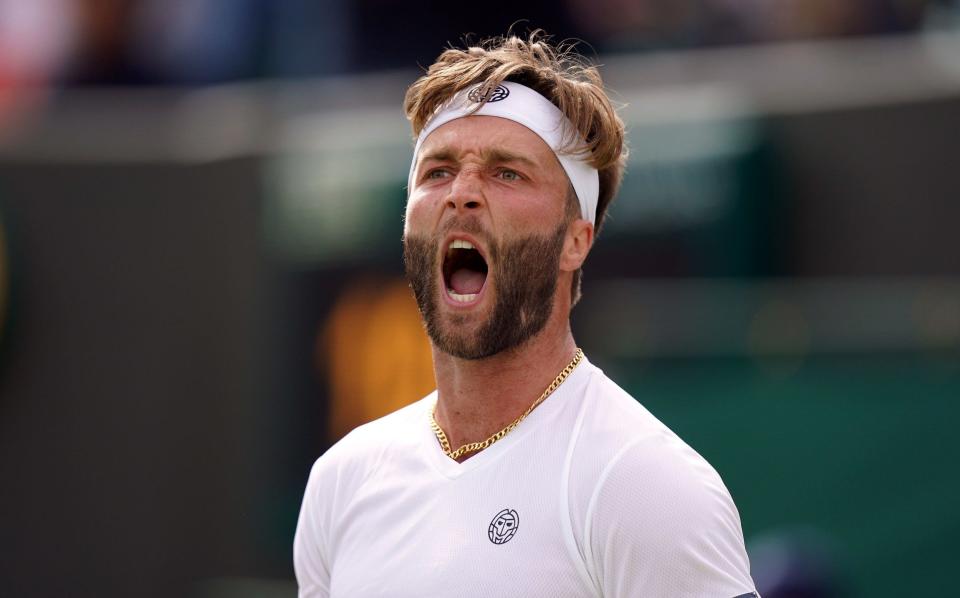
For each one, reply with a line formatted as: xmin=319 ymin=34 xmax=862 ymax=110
xmin=0 ymin=0 xmax=956 ymax=130
xmin=0 ymin=0 xmax=955 ymax=88
xmin=0 ymin=0 xmax=337 ymax=87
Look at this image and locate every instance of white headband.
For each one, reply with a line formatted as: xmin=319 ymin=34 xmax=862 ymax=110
xmin=408 ymin=81 xmax=599 ymax=224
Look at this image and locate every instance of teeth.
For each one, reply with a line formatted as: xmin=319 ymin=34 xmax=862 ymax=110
xmin=447 ymin=290 xmax=478 ymax=303
xmin=449 ymin=239 xmax=475 ymax=250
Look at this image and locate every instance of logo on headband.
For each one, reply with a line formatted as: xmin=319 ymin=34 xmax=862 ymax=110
xmin=468 ymin=85 xmax=510 ymax=104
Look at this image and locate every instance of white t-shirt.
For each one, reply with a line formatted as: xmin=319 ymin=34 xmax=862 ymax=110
xmin=294 ymin=356 xmax=759 ymax=597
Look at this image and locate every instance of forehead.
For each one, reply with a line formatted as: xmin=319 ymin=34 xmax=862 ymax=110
xmin=418 ymin=115 xmax=558 ymax=167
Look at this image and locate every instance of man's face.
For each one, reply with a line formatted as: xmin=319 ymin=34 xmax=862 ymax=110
xmin=403 ymin=116 xmax=571 ymax=360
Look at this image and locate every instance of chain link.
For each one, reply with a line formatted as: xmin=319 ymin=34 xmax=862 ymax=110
xmin=429 ymin=348 xmax=584 ymax=460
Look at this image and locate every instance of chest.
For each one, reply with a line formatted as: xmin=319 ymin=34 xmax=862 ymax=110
xmin=327 ymin=450 xmax=593 ymax=598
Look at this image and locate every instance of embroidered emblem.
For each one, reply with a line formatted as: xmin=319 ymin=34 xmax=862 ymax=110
xmin=488 ymin=508 xmax=519 ymax=545
xmin=468 ymin=84 xmax=510 ymax=103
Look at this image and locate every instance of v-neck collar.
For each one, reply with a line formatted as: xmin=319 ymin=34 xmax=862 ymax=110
xmin=418 ymin=356 xmax=593 ymax=479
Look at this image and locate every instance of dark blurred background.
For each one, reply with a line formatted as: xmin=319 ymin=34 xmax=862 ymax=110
xmin=1 ymin=1 xmax=959 ymax=597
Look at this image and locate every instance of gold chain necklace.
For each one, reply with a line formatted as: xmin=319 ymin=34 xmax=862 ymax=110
xmin=429 ymin=348 xmax=584 ymax=461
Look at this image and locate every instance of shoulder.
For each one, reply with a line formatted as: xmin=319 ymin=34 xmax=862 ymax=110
xmin=304 ymin=394 xmax=434 ymax=499
xmin=573 ymin=364 xmax=739 ymax=529
xmin=568 ymin=364 xmax=755 ymax=596
xmin=294 ymin=394 xmax=434 ymax=571
xmin=573 ymin=362 xmax=693 ymax=467
xmin=294 ymin=395 xmax=433 ymax=597
xmin=587 ymin=432 xmax=742 ymax=541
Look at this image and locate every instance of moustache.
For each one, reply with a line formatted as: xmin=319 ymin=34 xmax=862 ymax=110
xmin=414 ymin=215 xmax=491 ymax=244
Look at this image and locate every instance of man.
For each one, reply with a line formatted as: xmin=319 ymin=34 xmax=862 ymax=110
xmin=294 ymin=34 xmax=759 ymax=597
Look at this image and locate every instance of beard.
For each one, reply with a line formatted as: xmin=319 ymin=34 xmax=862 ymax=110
xmin=403 ymin=217 xmax=566 ymax=360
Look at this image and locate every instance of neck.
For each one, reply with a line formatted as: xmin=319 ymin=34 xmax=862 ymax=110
xmin=431 ymin=309 xmax=579 ymax=462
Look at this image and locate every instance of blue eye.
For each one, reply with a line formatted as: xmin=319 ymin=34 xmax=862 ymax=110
xmin=427 ymin=169 xmax=450 ymax=180
xmin=498 ymin=170 xmax=520 ymax=181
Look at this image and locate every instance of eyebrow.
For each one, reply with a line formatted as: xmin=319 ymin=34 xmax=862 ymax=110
xmin=419 ymin=147 xmax=540 ymax=169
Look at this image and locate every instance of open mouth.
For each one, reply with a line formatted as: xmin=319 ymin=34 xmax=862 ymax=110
xmin=442 ymin=239 xmax=489 ymax=303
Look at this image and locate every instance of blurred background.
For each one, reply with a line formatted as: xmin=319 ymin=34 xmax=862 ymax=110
xmin=1 ymin=1 xmax=959 ymax=596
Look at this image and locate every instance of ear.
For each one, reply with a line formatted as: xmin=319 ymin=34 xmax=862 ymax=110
xmin=559 ymin=218 xmax=594 ymax=273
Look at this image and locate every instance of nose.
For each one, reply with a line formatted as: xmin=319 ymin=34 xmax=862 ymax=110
xmin=445 ymin=169 xmax=485 ymax=213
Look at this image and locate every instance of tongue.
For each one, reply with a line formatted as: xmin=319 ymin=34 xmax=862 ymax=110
xmin=449 ymin=268 xmax=485 ymax=295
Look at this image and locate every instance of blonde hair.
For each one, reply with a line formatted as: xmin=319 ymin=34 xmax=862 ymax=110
xmin=404 ymin=32 xmax=628 ymax=305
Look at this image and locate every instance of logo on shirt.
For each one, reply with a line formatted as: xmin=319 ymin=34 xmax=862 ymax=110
xmin=468 ymin=84 xmax=510 ymax=103
xmin=487 ymin=508 xmax=519 ymax=545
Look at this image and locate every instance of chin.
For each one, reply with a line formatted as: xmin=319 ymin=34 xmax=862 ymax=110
xmin=431 ymin=316 xmax=492 ymax=360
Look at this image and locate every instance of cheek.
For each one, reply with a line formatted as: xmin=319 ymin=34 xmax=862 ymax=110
xmin=404 ymin=193 xmax=431 ymax=234
xmin=501 ymin=197 xmax=563 ymax=234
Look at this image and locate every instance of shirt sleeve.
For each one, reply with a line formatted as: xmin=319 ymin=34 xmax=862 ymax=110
xmin=586 ymin=438 xmax=759 ymax=598
xmin=293 ymin=458 xmax=332 ymax=598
